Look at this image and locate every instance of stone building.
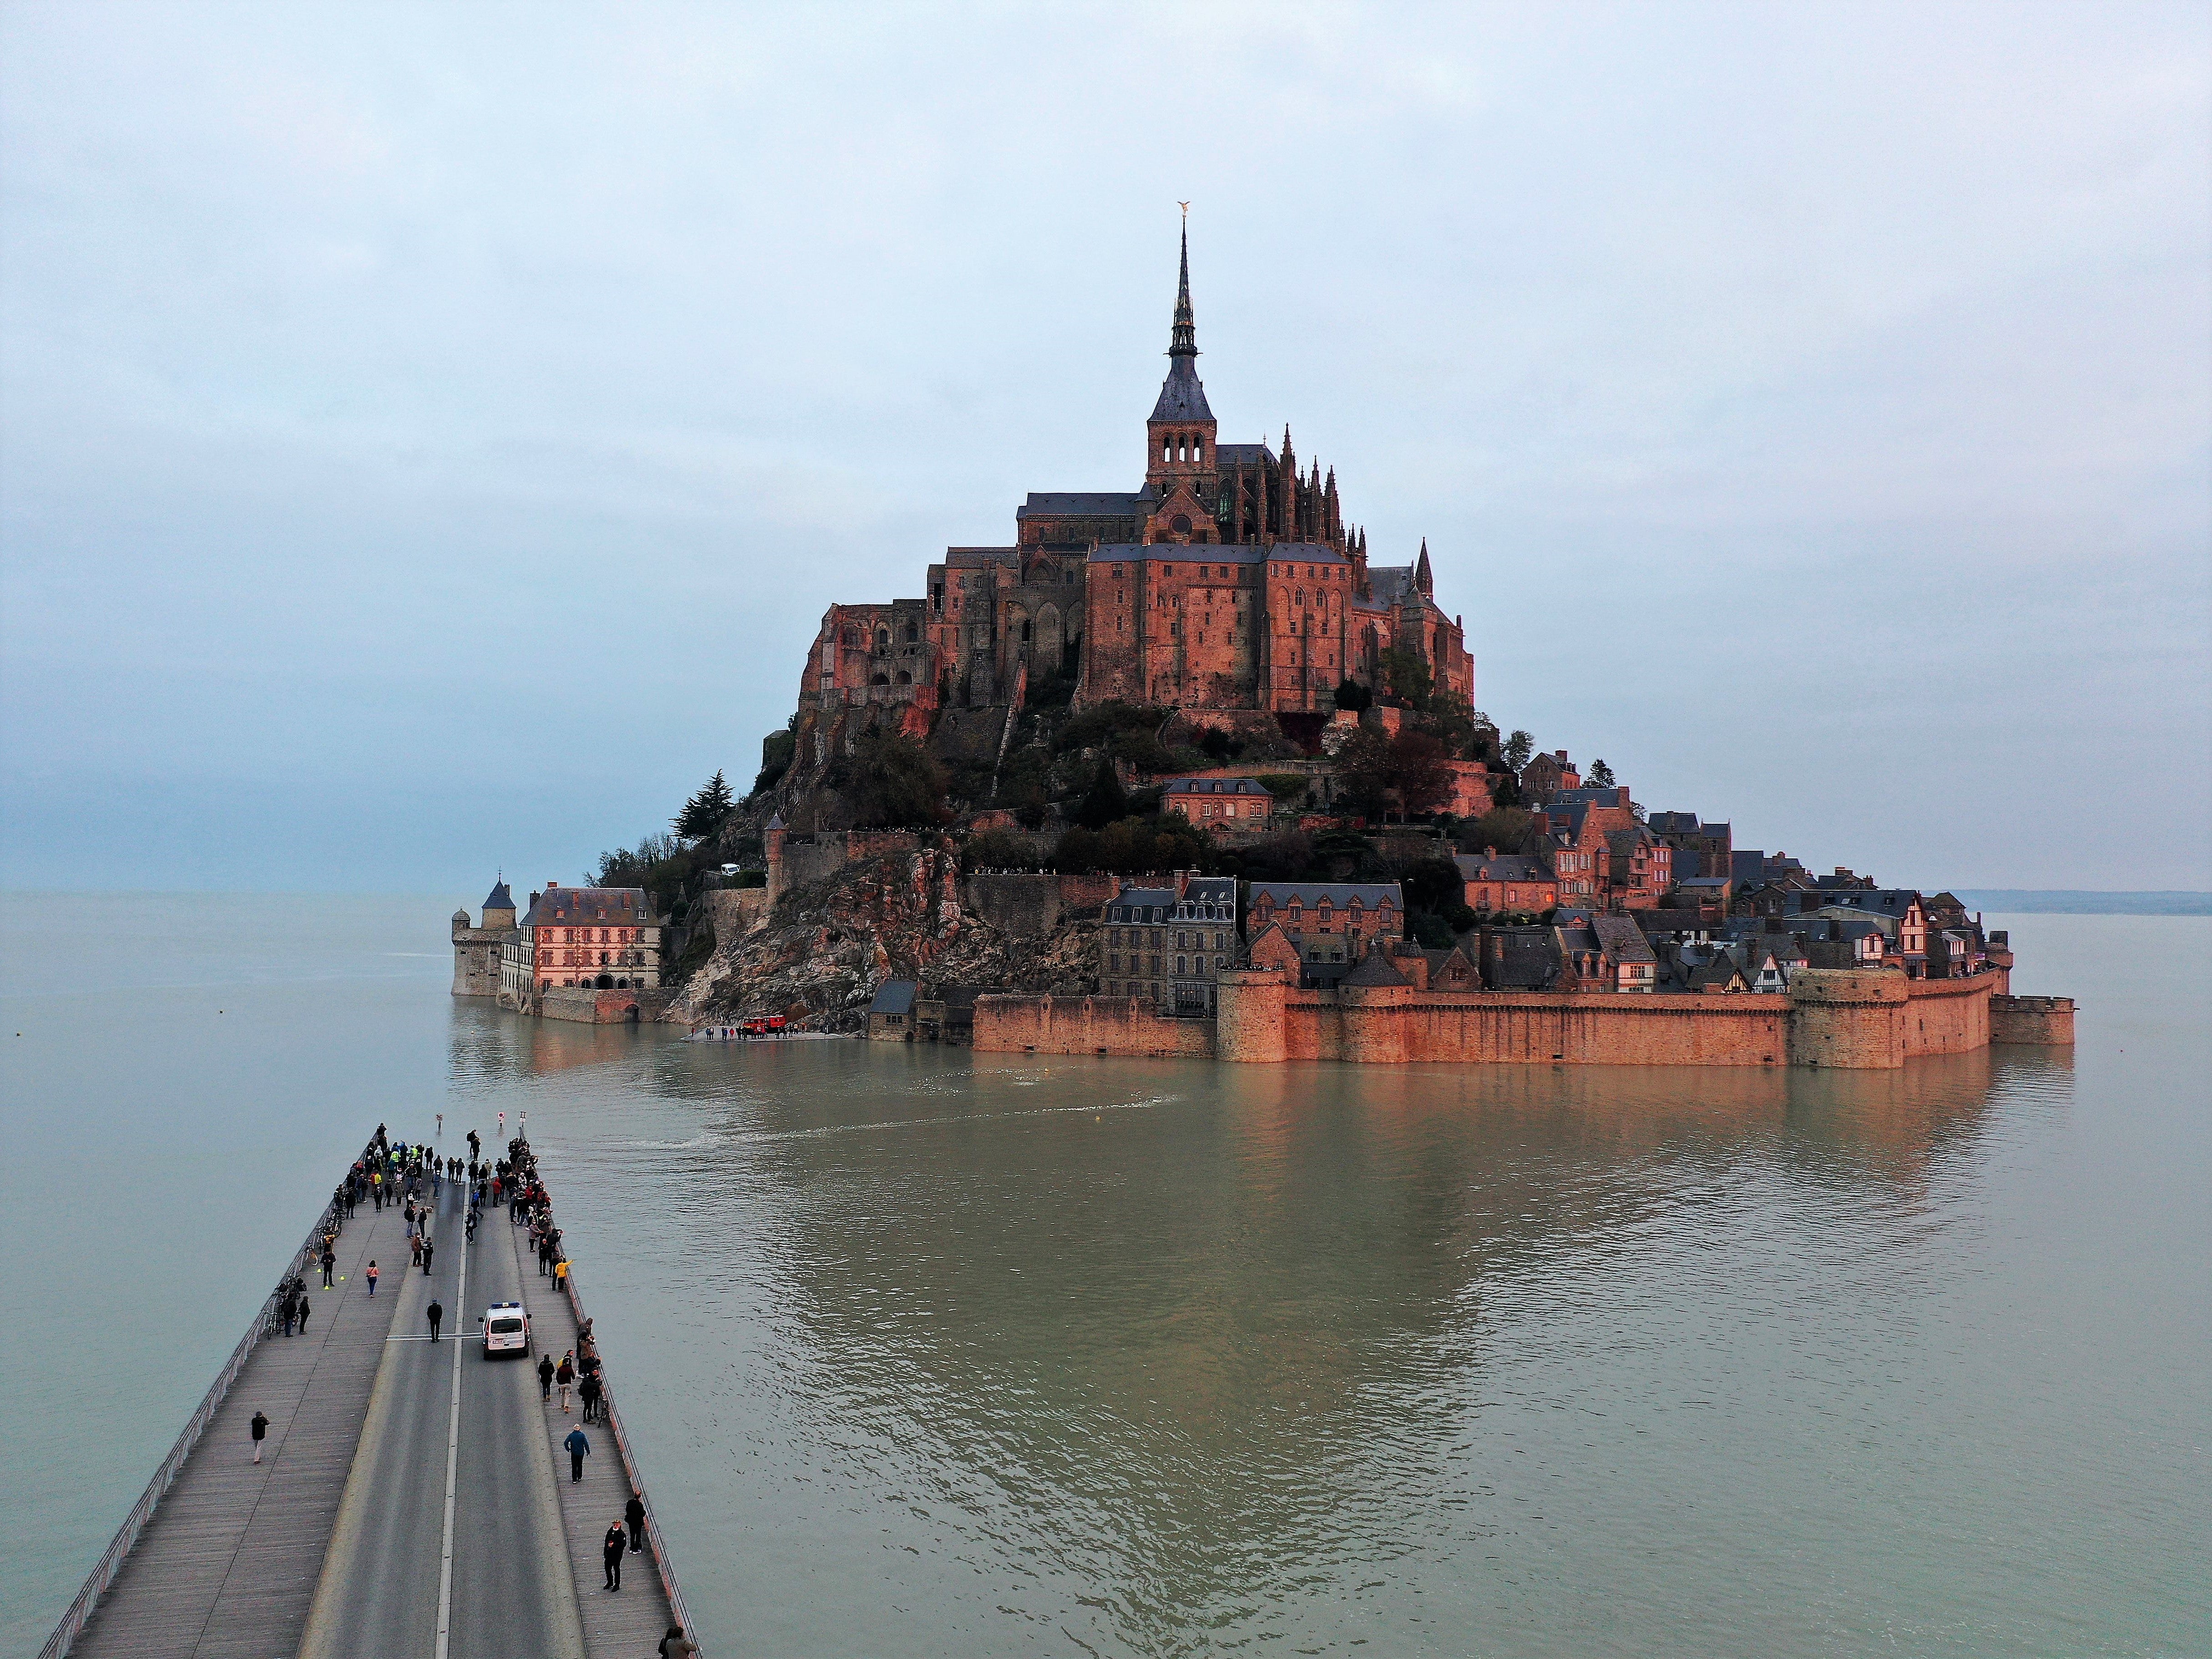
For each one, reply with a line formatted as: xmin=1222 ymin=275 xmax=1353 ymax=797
xmin=451 ymin=878 xmax=518 ymax=997
xmin=1244 ymin=881 xmax=1404 ymax=988
xmin=499 ymin=882 xmax=664 ymax=1009
xmin=1160 ymin=775 xmax=1276 ymax=833
xmin=795 ymin=225 xmax=1476 ymax=765
xmin=1100 ymin=873 xmax=1239 ymax=1013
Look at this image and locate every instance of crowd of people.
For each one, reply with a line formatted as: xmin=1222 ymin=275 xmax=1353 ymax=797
xmin=248 ymin=1121 xmax=693 ymax=1649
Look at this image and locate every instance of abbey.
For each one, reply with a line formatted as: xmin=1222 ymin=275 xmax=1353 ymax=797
xmin=800 ymin=230 xmax=1476 ymax=749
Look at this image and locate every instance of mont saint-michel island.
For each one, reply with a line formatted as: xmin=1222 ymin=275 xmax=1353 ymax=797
xmin=454 ymin=233 xmax=2073 ymax=1071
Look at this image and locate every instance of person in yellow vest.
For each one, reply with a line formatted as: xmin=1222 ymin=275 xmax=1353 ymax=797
xmin=554 ymin=1256 xmax=571 ymax=1290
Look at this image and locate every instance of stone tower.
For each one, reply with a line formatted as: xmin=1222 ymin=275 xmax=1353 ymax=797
xmin=1142 ymin=216 xmax=1221 ymax=545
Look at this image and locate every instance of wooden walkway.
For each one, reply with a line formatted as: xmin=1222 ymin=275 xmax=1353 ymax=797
xmin=69 ymin=1194 xmax=409 ymax=1659
xmin=516 ymin=1220 xmax=683 ymax=1656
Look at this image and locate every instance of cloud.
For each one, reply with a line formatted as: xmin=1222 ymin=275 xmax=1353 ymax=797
xmin=2 ymin=0 xmax=2207 ymax=889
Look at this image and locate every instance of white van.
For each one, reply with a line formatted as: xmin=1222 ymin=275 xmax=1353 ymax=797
xmin=481 ymin=1301 xmax=530 ymax=1358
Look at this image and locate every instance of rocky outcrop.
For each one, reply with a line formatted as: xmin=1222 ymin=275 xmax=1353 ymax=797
xmin=671 ymin=838 xmax=1099 ymax=1031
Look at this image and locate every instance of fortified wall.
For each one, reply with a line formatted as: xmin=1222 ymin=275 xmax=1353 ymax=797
xmin=976 ymin=968 xmax=2061 ymax=1070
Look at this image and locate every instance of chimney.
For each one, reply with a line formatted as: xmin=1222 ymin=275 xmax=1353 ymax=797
xmin=1556 ymin=750 xmax=1568 ymax=763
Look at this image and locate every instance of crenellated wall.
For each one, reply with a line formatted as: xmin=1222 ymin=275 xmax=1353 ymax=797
xmin=1990 ymin=994 xmax=2077 ymax=1045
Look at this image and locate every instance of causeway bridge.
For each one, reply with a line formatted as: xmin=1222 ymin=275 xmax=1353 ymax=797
xmin=42 ymin=1137 xmax=701 ymax=1659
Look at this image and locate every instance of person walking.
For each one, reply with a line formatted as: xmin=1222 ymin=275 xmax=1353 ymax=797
xmin=602 ymin=1521 xmax=626 ymax=1590
xmin=296 ymin=1292 xmax=311 ymax=1334
xmin=250 ymin=1410 xmax=270 ymax=1464
xmin=320 ymin=1245 xmax=336 ymax=1288
xmin=366 ymin=1260 xmax=379 ymax=1297
xmin=410 ymin=1233 xmax=423 ymax=1270
xmin=625 ymin=1491 xmax=646 ymax=1553
xmin=564 ymin=1425 xmax=590 ymax=1483
xmin=556 ymin=1353 xmax=575 ymax=1413
xmin=427 ymin=1298 xmax=443 ymax=1342
xmin=421 ymin=1235 xmax=435 ymax=1275
xmin=538 ymin=1353 xmax=555 ymax=1400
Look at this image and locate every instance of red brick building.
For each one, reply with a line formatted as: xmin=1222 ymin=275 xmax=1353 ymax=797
xmin=1161 ymin=775 xmax=1276 ymax=832
xmin=1455 ymin=850 xmax=1558 ymax=915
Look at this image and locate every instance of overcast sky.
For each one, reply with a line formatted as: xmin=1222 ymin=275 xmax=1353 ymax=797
xmin=3 ymin=1 xmax=2207 ymax=895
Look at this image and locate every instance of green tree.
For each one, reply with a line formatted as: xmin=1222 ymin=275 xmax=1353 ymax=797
xmin=674 ymin=771 xmax=736 ymax=841
xmin=1465 ymin=807 xmax=1540 ymax=854
xmin=1378 ymin=645 xmax=1433 ymax=713
xmin=831 ymin=730 xmax=951 ymax=827
xmin=1502 ymin=730 xmax=1534 ymax=773
xmin=1586 ymin=758 xmax=1616 ymax=788
xmin=1390 ymin=728 xmax=1454 ymax=816
xmin=1075 ymin=756 xmax=1128 ymax=829
xmin=1330 ymin=725 xmax=1393 ymax=817
xmin=1332 ymin=677 xmax=1372 ymax=712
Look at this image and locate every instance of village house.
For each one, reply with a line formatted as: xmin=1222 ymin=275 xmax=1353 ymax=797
xmin=1245 ymin=881 xmax=1404 ymax=989
xmin=1455 ymin=848 xmax=1558 ymax=915
xmin=1605 ymin=825 xmax=1674 ymax=909
xmin=1160 ymin=775 xmax=1277 ymax=833
xmin=1519 ymin=749 xmax=1580 ymax=804
xmin=868 ymin=979 xmax=918 ymax=1040
xmin=1589 ymin=914 xmax=1660 ymax=991
xmin=1648 ymin=813 xmax=1733 ymax=879
xmin=1100 ymin=873 xmax=1239 ymax=1014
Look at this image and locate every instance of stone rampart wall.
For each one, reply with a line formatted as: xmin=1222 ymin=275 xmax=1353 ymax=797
xmin=1270 ymin=987 xmax=1791 ymax=1066
xmin=1990 ymin=994 xmax=2077 ymax=1045
xmin=973 ymin=995 xmax=1215 ymax=1058
xmin=1903 ymin=972 xmax=1993 ymax=1057
xmin=540 ymin=987 xmax=673 ymax=1025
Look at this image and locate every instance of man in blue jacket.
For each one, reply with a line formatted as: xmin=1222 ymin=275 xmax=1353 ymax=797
xmin=565 ymin=1425 xmax=590 ymax=1483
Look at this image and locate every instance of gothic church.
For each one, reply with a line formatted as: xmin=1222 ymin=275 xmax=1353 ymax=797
xmin=800 ymin=229 xmax=1474 ymax=755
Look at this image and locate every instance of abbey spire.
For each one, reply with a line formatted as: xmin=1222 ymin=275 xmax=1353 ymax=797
xmin=1148 ymin=215 xmax=1213 ymax=427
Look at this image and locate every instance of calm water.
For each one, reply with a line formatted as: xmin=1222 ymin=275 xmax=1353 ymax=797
xmin=3 ymin=896 xmax=2206 ymax=1657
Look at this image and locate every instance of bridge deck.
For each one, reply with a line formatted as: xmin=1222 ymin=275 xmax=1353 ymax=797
xmin=69 ymin=1195 xmax=407 ymax=1659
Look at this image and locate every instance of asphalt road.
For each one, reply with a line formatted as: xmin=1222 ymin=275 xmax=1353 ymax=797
xmin=300 ymin=1179 xmax=585 ymax=1659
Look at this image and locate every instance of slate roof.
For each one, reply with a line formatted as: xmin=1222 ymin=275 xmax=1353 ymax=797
xmin=521 ymin=886 xmax=655 ymax=929
xmin=1482 ymin=929 xmax=1562 ymax=990
xmin=1086 ymin=541 xmax=1350 ymax=567
xmin=943 ymin=545 xmax=1021 ymax=566
xmin=1676 ymin=876 xmax=1731 ymax=890
xmin=1017 ymin=495 xmax=1151 ymax=520
xmin=1342 ymin=945 xmax=1410 ymax=988
xmin=1105 ymin=885 xmax=1177 ymax=923
xmin=1216 ymin=442 xmax=1275 ymax=466
xmin=483 ymin=880 xmax=514 ymax=911
xmin=869 ymin=980 xmax=918 ymax=1017
xmin=1149 ymin=359 xmax=1214 ymax=422
xmin=1367 ymin=566 xmax=1413 ymax=604
xmin=1454 ymin=852 xmax=1552 ymax=884
xmin=1162 ymin=776 xmax=1272 ymax=797
xmin=1590 ymin=914 xmax=1658 ymax=965
xmin=1247 ymin=881 xmax=1402 ymax=910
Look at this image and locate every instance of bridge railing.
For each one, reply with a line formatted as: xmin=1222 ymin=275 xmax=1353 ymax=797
xmin=558 ymin=1261 xmax=703 ymax=1655
xmin=40 ymin=1135 xmax=379 ymax=1659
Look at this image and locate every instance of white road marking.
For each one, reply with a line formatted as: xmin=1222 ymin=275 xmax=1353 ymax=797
xmin=434 ymin=1210 xmax=469 ymax=1659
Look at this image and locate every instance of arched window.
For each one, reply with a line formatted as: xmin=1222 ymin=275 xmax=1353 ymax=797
xmin=896 ymin=670 xmax=912 ymax=685
xmin=876 ymin=627 xmax=891 ymax=650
